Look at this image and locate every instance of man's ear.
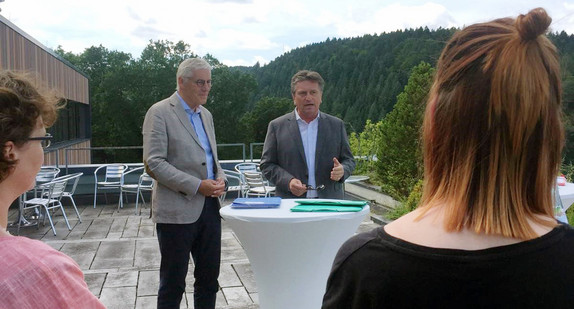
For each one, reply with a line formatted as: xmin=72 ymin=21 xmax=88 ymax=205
xmin=3 ymin=141 xmax=17 ymax=161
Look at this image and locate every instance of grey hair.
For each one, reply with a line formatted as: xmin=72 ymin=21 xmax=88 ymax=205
xmin=176 ymin=58 xmax=212 ymax=91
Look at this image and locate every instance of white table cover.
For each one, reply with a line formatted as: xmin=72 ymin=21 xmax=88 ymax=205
xmin=559 ymin=182 xmax=574 ymax=211
xmin=220 ymin=199 xmax=370 ymax=309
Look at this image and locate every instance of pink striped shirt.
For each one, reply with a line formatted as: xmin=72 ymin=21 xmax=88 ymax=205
xmin=0 ymin=236 xmax=105 ymax=308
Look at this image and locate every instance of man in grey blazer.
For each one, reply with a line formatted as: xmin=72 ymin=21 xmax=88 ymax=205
xmin=260 ymin=70 xmax=355 ymax=199
xmin=142 ymin=58 xmax=226 ymax=309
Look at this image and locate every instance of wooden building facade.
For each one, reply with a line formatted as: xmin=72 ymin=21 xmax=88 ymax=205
xmin=0 ymin=14 xmax=91 ymax=165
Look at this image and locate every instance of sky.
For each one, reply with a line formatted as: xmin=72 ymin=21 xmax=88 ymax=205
xmin=1 ymin=0 xmax=574 ymax=67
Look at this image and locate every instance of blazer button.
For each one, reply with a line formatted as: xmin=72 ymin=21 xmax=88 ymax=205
xmin=202 ymin=162 xmax=206 ymax=166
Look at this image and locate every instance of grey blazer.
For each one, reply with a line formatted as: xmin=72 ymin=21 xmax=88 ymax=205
xmin=260 ymin=111 xmax=355 ymax=199
xmin=142 ymin=92 xmax=225 ymax=224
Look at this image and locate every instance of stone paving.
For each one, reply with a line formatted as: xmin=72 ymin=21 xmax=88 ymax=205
xmin=6 ymin=199 xmax=381 ymax=309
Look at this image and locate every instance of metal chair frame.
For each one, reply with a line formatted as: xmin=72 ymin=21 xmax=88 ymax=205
xmin=93 ymin=164 xmax=128 ymax=208
xmin=52 ymin=172 xmax=84 ymax=222
xmin=243 ymin=171 xmax=276 ymax=197
xmin=19 ymin=178 xmax=71 ymax=236
xmin=119 ymin=166 xmax=154 ymax=214
xmin=219 ymin=169 xmax=247 ymax=203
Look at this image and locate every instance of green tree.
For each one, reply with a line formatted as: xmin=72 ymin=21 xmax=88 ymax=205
xmin=375 ymin=62 xmax=434 ymax=200
xmin=208 ymin=67 xmax=258 ymax=146
xmin=349 ymin=119 xmax=382 ymax=174
xmin=241 ymin=96 xmax=293 ymax=142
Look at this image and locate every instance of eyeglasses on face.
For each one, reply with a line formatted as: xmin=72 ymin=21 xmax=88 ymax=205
xmin=194 ymin=79 xmax=212 ymax=87
xmin=306 ymin=184 xmax=325 ymax=191
xmin=27 ymin=133 xmax=52 ymax=149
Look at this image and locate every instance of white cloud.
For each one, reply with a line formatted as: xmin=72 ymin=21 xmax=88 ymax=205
xmin=2 ymin=0 xmax=574 ymax=66
xmin=336 ymin=2 xmax=456 ymax=37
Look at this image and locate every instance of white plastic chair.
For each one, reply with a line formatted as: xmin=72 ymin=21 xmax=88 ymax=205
xmin=20 ymin=177 xmax=71 ymax=236
xmin=119 ymin=166 xmax=154 ymax=214
xmin=93 ymin=164 xmax=128 ymax=208
xmin=243 ymin=171 xmax=276 ymax=197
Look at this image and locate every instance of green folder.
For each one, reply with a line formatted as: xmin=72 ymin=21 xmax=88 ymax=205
xmin=291 ymin=205 xmax=364 ymax=212
xmin=291 ymin=200 xmax=368 ymax=212
xmin=294 ymin=200 xmax=368 ymax=206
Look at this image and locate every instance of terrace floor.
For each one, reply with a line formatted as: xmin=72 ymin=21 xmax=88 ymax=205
xmin=6 ymin=198 xmax=380 ymax=309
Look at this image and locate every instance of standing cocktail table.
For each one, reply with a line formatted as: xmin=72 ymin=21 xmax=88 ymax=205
xmin=220 ymin=199 xmax=370 ymax=309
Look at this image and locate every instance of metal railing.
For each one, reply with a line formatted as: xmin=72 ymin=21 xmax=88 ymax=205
xmin=60 ymin=143 xmax=266 ymax=172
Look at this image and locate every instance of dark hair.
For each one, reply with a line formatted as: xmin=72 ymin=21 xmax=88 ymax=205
xmin=0 ymin=71 xmax=62 ymax=182
xmin=291 ymin=70 xmax=325 ymax=93
xmin=420 ymin=8 xmax=562 ymax=239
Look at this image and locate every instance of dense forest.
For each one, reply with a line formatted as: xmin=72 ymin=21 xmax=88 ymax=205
xmin=54 ymin=27 xmax=574 ymax=166
xmin=248 ymin=27 xmax=456 ymax=132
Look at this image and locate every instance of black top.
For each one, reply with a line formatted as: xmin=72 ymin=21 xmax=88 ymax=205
xmin=322 ymin=224 xmax=574 ymax=309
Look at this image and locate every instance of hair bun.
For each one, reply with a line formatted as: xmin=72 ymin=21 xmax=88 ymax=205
xmin=515 ymin=8 xmax=552 ymax=41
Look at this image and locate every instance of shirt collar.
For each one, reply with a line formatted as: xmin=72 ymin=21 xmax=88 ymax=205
xmin=177 ymin=91 xmax=200 ymax=115
xmin=294 ymin=108 xmax=320 ymax=123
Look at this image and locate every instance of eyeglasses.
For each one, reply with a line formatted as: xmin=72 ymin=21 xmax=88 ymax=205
xmin=306 ymin=184 xmax=325 ymax=191
xmin=27 ymin=133 xmax=52 ymax=149
xmin=194 ymin=79 xmax=212 ymax=87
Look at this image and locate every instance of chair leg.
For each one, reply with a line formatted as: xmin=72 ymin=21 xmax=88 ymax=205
xmin=93 ymin=184 xmax=98 ymax=208
xmin=58 ymin=203 xmax=72 ymax=231
xmin=118 ymin=189 xmax=123 ymax=212
xmin=139 ymin=192 xmax=149 ymax=216
xmin=69 ymin=197 xmax=82 ymax=223
xmin=16 ymin=202 xmax=22 ymax=236
xmin=43 ymin=205 xmax=57 ymax=236
xmin=135 ymin=189 xmax=142 ymax=215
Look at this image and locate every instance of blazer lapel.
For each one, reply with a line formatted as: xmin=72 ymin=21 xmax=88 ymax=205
xmin=315 ymin=112 xmax=327 ymax=174
xmin=199 ymin=106 xmax=217 ymax=157
xmin=170 ymin=93 xmax=202 ymax=148
xmin=288 ymin=111 xmax=308 ymax=166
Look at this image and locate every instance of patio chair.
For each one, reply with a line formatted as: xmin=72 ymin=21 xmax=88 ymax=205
xmin=234 ymin=162 xmax=259 ymax=174
xmin=219 ymin=169 xmax=247 ymax=203
xmin=19 ymin=177 xmax=71 ymax=236
xmin=243 ymin=171 xmax=276 ymax=197
xmin=58 ymin=172 xmax=83 ymax=222
xmin=16 ymin=166 xmax=62 ymax=226
xmin=234 ymin=162 xmax=273 ymax=188
xmin=36 ymin=166 xmax=60 ymax=183
xmin=119 ymin=166 xmax=154 ymax=214
xmin=93 ymin=164 xmax=128 ymax=208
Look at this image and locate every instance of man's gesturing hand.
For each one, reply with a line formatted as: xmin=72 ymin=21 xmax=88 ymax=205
xmin=330 ymin=157 xmax=344 ymax=181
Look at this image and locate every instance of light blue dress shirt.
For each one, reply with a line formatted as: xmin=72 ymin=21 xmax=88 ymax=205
xmin=295 ymin=109 xmax=320 ymax=198
xmin=177 ymin=93 xmax=215 ymax=186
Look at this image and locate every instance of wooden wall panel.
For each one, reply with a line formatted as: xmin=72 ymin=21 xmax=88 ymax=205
xmin=0 ymin=16 xmax=89 ymax=104
xmin=44 ymin=140 xmax=92 ymax=166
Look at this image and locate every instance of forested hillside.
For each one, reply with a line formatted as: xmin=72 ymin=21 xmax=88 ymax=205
xmin=248 ymin=28 xmax=574 ymax=161
xmin=249 ymin=27 xmax=455 ymax=131
xmin=55 ymin=27 xmax=574 ymax=163
xmin=249 ymin=28 xmax=574 ymax=131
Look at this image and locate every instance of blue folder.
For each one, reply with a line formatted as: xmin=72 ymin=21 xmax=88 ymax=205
xmin=231 ymin=197 xmax=282 ymax=209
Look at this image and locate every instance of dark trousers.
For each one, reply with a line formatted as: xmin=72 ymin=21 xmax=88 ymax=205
xmin=156 ymin=197 xmax=221 ymax=309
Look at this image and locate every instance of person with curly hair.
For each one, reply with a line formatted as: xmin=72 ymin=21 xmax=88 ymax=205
xmin=0 ymin=71 xmax=105 ymax=308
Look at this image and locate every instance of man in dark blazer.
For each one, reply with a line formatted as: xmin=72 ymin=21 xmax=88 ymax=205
xmin=142 ymin=58 xmax=226 ymax=309
xmin=260 ymin=70 xmax=355 ymax=199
